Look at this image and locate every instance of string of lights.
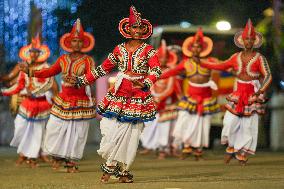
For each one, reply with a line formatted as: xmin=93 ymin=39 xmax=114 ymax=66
xmin=0 ymin=0 xmax=83 ymax=64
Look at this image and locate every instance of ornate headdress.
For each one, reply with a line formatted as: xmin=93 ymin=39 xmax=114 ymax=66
xmin=182 ymin=27 xmax=213 ymax=57
xmin=60 ymin=18 xmax=95 ymax=52
xmin=19 ymin=34 xmax=50 ymax=62
xmin=157 ymin=39 xmax=178 ymax=67
xmin=118 ymin=6 xmax=152 ymax=39
xmin=234 ymin=19 xmax=263 ymax=49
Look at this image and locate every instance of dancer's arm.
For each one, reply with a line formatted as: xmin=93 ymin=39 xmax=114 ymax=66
xmin=258 ymin=55 xmax=272 ymax=93
xmin=32 ymin=58 xmax=62 ymax=78
xmin=142 ymin=48 xmax=162 ymax=90
xmin=77 ymin=47 xmax=119 ymax=86
xmin=1 ymin=72 xmax=26 ymax=96
xmin=201 ymin=54 xmax=236 ymax=71
xmin=159 ymin=60 xmax=185 ymax=79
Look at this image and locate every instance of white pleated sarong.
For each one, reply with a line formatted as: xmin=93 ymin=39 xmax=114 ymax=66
xmin=10 ymin=115 xmax=46 ymax=158
xmin=43 ymin=115 xmax=89 ymax=160
xmin=221 ymin=111 xmax=258 ymax=154
xmin=173 ymin=110 xmax=211 ymax=148
xmin=98 ymin=117 xmax=144 ymax=170
xmin=140 ymin=114 xmax=171 ymax=150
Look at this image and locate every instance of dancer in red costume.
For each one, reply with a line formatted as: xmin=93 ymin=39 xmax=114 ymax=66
xmin=140 ymin=40 xmax=181 ymax=159
xmin=0 ymin=56 xmax=58 ymax=116
xmin=201 ymin=19 xmax=272 ymax=165
xmin=75 ymin=6 xmax=161 ymax=183
xmin=20 ymin=19 xmax=96 ymax=172
xmin=1 ymin=35 xmax=54 ymax=168
xmin=160 ymin=28 xmax=220 ymax=160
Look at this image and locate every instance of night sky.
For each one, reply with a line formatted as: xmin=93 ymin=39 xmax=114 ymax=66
xmin=64 ymin=0 xmax=271 ymax=62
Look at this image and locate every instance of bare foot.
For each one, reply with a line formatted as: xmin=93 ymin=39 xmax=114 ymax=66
xmin=15 ymin=155 xmax=26 ymax=166
xmin=224 ymin=154 xmax=234 ymax=164
xmin=139 ymin=149 xmax=151 ymax=155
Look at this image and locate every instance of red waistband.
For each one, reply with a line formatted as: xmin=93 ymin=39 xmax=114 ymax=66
xmin=234 ymin=82 xmax=255 ymax=113
xmin=188 ymin=84 xmax=212 ymax=98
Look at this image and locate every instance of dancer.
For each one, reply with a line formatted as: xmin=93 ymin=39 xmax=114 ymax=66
xmin=201 ymin=19 xmax=272 ymax=165
xmin=75 ymin=6 xmax=161 ymax=183
xmin=1 ymin=35 xmax=54 ymax=168
xmin=140 ymin=40 xmax=181 ymax=159
xmin=20 ymin=19 xmax=96 ymax=172
xmin=0 ymin=54 xmax=58 ymax=116
xmin=160 ymin=28 xmax=220 ymax=160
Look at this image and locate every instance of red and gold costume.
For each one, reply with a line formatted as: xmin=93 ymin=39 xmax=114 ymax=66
xmin=2 ymin=64 xmax=53 ymax=121
xmin=29 ymin=19 xmax=96 ymax=171
xmin=204 ymin=51 xmax=271 ymax=116
xmin=201 ymin=19 xmax=272 ymax=163
xmin=32 ymin=21 xmax=96 ymax=120
xmin=79 ymin=10 xmax=160 ymax=123
xmin=33 ymin=54 xmax=96 ymax=120
xmin=160 ymin=29 xmax=220 ymax=158
xmin=84 ymin=42 xmax=160 ymax=122
xmin=1 ymin=35 xmax=53 ymax=164
xmin=161 ymin=29 xmax=219 ymax=116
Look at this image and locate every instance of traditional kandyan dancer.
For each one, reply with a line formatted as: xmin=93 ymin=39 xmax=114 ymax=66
xmin=20 ymin=19 xmax=96 ymax=172
xmin=160 ymin=28 xmax=220 ymax=160
xmin=201 ymin=19 xmax=272 ymax=165
xmin=140 ymin=40 xmax=181 ymax=159
xmin=0 ymin=51 xmax=59 ymax=116
xmin=75 ymin=6 xmax=161 ymax=183
xmin=1 ymin=35 xmax=54 ymax=168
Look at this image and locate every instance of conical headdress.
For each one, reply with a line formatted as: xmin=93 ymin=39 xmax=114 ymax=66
xmin=234 ymin=18 xmax=263 ymax=48
xmin=19 ymin=33 xmax=50 ymax=62
xmin=60 ymin=18 xmax=95 ymax=52
xmin=118 ymin=6 xmax=152 ymax=39
xmin=241 ymin=19 xmax=256 ymax=39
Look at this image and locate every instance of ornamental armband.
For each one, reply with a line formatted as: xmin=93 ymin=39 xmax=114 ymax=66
xmin=76 ymin=75 xmax=88 ymax=88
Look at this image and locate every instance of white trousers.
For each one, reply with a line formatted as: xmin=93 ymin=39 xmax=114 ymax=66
xmin=10 ymin=115 xmax=46 ymax=158
xmin=98 ymin=117 xmax=144 ymax=170
xmin=140 ymin=114 xmax=171 ymax=150
xmin=173 ymin=110 xmax=211 ymax=148
xmin=43 ymin=115 xmax=90 ymax=160
xmin=221 ymin=111 xmax=258 ymax=154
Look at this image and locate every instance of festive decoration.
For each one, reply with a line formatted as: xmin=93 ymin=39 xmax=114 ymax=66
xmin=0 ymin=0 xmax=83 ymax=64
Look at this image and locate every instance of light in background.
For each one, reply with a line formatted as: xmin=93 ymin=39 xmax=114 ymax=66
xmin=216 ymin=20 xmax=231 ymax=31
xmin=180 ymin=21 xmax=191 ymax=28
xmin=0 ymin=0 xmax=83 ymax=64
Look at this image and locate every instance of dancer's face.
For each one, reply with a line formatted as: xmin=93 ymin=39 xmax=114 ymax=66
xmin=71 ymin=38 xmax=83 ymax=52
xmin=243 ymin=36 xmax=255 ymax=50
xmin=29 ymin=51 xmax=40 ymax=62
xmin=191 ymin=42 xmax=202 ymax=57
xmin=129 ymin=24 xmax=143 ymax=39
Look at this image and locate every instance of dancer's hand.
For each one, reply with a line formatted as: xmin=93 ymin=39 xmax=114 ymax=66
xmin=26 ymin=90 xmax=32 ymax=97
xmin=192 ymin=56 xmax=200 ymax=63
xmin=63 ymin=75 xmax=76 ymax=85
xmin=132 ymin=80 xmax=145 ymax=88
xmin=18 ymin=62 xmax=29 ymax=73
xmin=253 ymin=91 xmax=261 ymax=97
